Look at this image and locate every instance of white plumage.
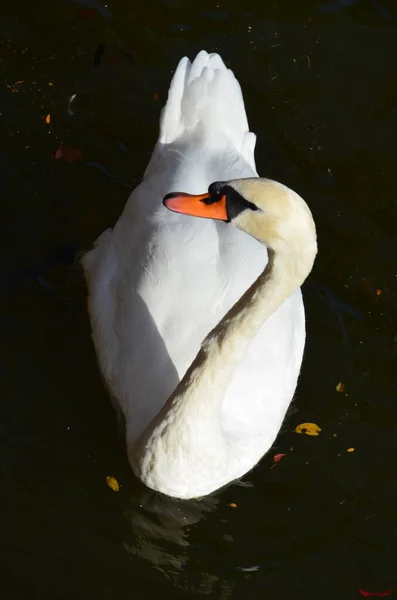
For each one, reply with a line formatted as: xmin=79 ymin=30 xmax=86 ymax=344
xmin=82 ymin=51 xmax=316 ymax=499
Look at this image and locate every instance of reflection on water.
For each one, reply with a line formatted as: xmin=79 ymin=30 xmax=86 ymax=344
xmin=70 ymin=0 xmax=114 ymax=19
xmin=1 ymin=0 xmax=397 ymax=598
xmin=124 ymin=489 xmax=220 ymax=587
xmin=123 ymin=478 xmax=266 ymax=595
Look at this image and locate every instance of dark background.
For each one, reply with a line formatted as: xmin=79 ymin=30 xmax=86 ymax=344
xmin=1 ymin=0 xmax=396 ymax=598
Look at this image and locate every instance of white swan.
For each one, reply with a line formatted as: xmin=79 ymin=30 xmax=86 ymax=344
xmin=82 ymin=51 xmax=317 ymax=499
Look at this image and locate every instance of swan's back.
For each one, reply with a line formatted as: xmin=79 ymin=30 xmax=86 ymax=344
xmin=83 ymin=51 xmax=305 ymax=449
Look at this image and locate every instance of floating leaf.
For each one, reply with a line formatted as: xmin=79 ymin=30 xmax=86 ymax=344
xmin=347 ymin=447 xmax=355 ymax=453
xmin=45 ymin=113 xmax=51 ymax=124
xmin=54 ymin=142 xmax=82 ymax=163
xmin=109 ymin=53 xmax=122 ymax=64
xmin=9 ymin=80 xmax=24 ymax=93
xmin=359 ymin=589 xmax=394 ymax=597
xmin=336 ymin=382 xmax=345 ymax=393
xmin=373 ymin=288 xmax=383 ymax=304
xmin=106 ymin=476 xmax=120 ymax=492
xmin=228 ymin=503 xmax=237 ymax=508
xmin=273 ymin=453 xmax=287 ymax=463
xmin=295 ymin=422 xmax=321 ymax=436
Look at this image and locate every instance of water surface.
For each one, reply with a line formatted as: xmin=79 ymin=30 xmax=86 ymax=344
xmin=1 ymin=0 xmax=397 ymax=598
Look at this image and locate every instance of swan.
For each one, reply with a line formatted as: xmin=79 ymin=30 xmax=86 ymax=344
xmin=82 ymin=51 xmax=317 ymax=499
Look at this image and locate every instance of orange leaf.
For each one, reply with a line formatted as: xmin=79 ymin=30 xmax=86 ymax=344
xmin=375 ymin=289 xmax=382 ymax=296
xmin=45 ymin=113 xmax=51 ymax=124
xmin=106 ymin=476 xmax=120 ymax=492
xmin=153 ymin=92 xmax=159 ymax=101
xmin=295 ymin=422 xmax=321 ymax=436
xmin=228 ymin=502 xmax=237 ymax=508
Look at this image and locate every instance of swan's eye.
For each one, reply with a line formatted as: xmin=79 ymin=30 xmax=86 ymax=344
xmin=208 ymin=182 xmax=223 ymax=198
xmin=201 ymin=182 xmax=225 ymax=205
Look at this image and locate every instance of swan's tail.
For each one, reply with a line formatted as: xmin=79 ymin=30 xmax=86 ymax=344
xmin=158 ymin=51 xmax=256 ymax=166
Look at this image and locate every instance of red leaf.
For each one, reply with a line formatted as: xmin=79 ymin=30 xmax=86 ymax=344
xmin=54 ymin=142 xmax=82 ymax=163
xmin=109 ymin=53 xmax=122 ymax=64
xmin=79 ymin=8 xmax=96 ymax=18
xmin=273 ymin=453 xmax=286 ymax=463
xmin=359 ymin=589 xmax=394 ymax=597
xmin=54 ymin=143 xmax=64 ymax=160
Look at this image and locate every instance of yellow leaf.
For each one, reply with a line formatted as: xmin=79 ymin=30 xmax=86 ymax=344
xmin=336 ymin=382 xmax=344 ymax=392
xmin=106 ymin=475 xmax=120 ymax=492
xmin=294 ymin=422 xmax=321 ymax=436
xmin=45 ymin=113 xmax=51 ymax=124
xmin=347 ymin=447 xmax=355 ymax=452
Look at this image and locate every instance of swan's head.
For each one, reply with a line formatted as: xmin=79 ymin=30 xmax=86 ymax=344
xmin=163 ymin=177 xmax=317 ymax=275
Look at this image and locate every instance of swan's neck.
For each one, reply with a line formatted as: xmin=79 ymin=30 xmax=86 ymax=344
xmin=131 ymin=247 xmax=306 ymax=495
xmin=176 ymin=249 xmax=304 ymax=407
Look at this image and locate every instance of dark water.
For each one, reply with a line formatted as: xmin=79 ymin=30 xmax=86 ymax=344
xmin=1 ymin=0 xmax=397 ymax=598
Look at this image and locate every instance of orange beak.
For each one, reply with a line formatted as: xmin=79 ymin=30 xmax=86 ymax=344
xmin=163 ymin=192 xmax=228 ymax=221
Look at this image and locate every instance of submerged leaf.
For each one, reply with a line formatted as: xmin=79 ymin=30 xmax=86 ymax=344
xmin=54 ymin=142 xmax=82 ymax=162
xmin=295 ymin=422 xmax=321 ymax=436
xmin=79 ymin=8 xmax=97 ymax=18
xmin=359 ymin=589 xmax=394 ymax=597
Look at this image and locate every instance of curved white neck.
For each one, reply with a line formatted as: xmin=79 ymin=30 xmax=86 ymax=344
xmin=131 ymin=246 xmax=308 ymax=493
xmin=163 ymin=249 xmax=305 ymax=415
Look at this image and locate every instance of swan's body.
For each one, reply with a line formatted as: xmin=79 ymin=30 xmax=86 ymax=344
xmin=82 ymin=51 xmax=317 ymax=499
